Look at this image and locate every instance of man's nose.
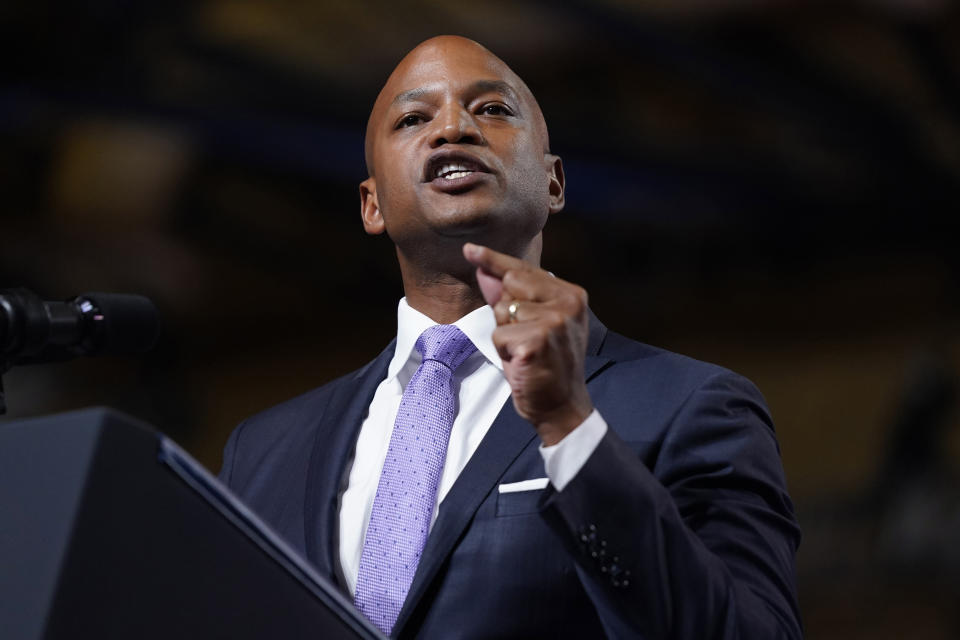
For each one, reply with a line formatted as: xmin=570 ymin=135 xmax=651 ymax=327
xmin=431 ymin=105 xmax=483 ymax=147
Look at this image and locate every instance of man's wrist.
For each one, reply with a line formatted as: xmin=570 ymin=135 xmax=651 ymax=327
xmin=539 ymin=409 xmax=609 ymax=491
xmin=534 ymin=397 xmax=594 ymax=446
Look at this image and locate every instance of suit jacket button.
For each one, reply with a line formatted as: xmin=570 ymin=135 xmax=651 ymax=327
xmin=617 ymin=570 xmax=631 ymax=589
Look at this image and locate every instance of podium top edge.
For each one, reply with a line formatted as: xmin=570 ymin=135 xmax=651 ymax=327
xmin=0 ymin=406 xmax=159 ymax=436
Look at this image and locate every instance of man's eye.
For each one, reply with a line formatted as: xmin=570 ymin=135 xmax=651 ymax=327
xmin=480 ymin=104 xmax=512 ymax=117
xmin=397 ymin=114 xmax=425 ymax=128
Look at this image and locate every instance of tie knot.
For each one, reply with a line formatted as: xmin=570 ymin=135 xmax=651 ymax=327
xmin=415 ymin=325 xmax=477 ymax=371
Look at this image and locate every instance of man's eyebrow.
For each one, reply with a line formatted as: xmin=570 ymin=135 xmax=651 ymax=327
xmin=468 ymin=80 xmax=521 ymax=104
xmin=389 ymin=80 xmax=522 ymax=108
xmin=391 ymin=86 xmax=435 ymax=107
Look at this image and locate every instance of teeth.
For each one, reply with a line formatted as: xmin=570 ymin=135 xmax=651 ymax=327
xmin=435 ymin=162 xmax=474 ymax=179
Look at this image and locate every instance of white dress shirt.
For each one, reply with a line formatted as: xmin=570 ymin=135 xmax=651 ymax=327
xmin=338 ymin=298 xmax=608 ymax=594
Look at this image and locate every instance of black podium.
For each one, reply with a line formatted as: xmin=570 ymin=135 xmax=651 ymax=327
xmin=0 ymin=408 xmax=384 ymax=640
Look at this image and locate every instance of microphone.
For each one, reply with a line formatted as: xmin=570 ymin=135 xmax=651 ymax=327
xmin=0 ymin=288 xmax=160 ymax=366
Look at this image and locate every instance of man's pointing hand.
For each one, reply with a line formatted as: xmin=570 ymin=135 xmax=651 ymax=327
xmin=463 ymin=242 xmax=594 ymax=446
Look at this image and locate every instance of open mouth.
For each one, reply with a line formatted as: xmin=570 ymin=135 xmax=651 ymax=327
xmin=434 ymin=162 xmax=481 ymax=180
xmin=423 ymin=152 xmax=491 ymax=185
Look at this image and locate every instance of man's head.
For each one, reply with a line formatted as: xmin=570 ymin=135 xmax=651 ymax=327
xmin=359 ymin=36 xmax=564 ymax=272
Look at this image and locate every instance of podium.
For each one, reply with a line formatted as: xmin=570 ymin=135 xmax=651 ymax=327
xmin=0 ymin=408 xmax=384 ymax=640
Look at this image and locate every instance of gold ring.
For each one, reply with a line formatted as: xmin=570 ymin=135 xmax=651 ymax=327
xmin=507 ymin=301 xmax=520 ymax=323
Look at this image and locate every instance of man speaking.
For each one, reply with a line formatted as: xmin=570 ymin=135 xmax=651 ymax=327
xmin=219 ymin=36 xmax=801 ymax=639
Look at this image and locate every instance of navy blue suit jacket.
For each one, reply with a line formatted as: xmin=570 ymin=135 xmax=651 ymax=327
xmin=219 ymin=315 xmax=801 ymax=639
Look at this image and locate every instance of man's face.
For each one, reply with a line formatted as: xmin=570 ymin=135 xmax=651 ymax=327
xmin=360 ymin=37 xmax=563 ymax=262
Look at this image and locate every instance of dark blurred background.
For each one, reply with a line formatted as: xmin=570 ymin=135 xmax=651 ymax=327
xmin=2 ymin=1 xmax=959 ymax=637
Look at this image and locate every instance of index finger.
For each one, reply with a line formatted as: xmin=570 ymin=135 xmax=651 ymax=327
xmin=462 ymin=242 xmax=530 ymax=279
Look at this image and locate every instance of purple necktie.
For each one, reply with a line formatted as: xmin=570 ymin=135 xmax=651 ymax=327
xmin=354 ymin=325 xmax=477 ymax=635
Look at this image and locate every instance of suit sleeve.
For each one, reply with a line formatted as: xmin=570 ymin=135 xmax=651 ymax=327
xmin=540 ymin=371 xmax=802 ymax=639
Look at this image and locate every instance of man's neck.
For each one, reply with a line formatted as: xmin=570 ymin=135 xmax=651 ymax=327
xmin=395 ymin=236 xmax=542 ymax=324
xmin=401 ymin=271 xmax=486 ymax=324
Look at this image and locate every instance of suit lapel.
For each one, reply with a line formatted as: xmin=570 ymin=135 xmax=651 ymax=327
xmin=393 ymin=312 xmax=612 ymax=634
xmin=302 ymin=342 xmax=394 ymax=583
xmin=583 ymin=308 xmax=613 ymax=381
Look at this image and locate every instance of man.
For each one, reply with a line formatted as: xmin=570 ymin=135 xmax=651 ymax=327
xmin=219 ymin=36 xmax=801 ymax=639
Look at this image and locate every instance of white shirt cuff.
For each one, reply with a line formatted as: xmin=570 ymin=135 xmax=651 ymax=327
xmin=538 ymin=409 xmax=608 ymax=492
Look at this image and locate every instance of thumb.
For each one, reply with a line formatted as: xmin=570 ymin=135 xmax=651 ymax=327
xmin=475 ymin=267 xmax=503 ymax=306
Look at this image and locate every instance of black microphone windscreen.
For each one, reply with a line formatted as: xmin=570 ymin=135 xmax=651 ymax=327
xmin=79 ymin=293 xmax=160 ymax=356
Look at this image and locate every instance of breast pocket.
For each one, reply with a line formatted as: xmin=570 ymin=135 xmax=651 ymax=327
xmin=495 ymin=478 xmax=549 ymax=517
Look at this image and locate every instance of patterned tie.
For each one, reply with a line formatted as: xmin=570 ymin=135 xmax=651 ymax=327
xmin=354 ymin=324 xmax=477 ymax=635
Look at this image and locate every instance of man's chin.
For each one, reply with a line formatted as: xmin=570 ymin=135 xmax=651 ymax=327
xmin=422 ymin=202 xmax=544 ymax=252
xmin=427 ymin=209 xmax=499 ymax=238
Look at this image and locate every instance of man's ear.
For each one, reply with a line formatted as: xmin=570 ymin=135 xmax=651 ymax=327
xmin=546 ymin=154 xmax=565 ymax=214
xmin=359 ymin=177 xmax=386 ymax=235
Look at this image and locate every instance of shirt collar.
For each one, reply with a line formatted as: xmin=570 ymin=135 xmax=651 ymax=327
xmin=387 ymin=297 xmax=503 ymax=379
